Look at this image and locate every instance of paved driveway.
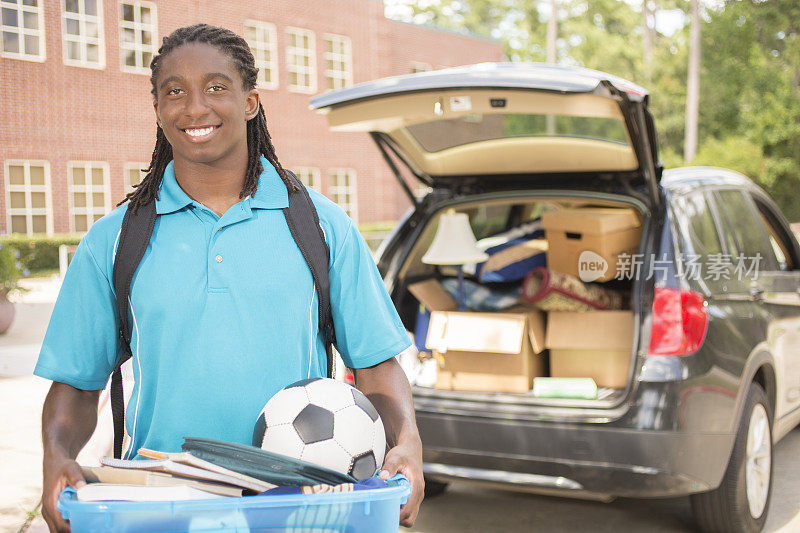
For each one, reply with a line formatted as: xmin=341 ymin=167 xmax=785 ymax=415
xmin=408 ymin=428 xmax=800 ymax=532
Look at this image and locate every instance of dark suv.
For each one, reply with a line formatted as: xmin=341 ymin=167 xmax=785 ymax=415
xmin=311 ymin=63 xmax=800 ymax=532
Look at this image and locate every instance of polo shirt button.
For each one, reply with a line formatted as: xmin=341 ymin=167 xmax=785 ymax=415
xmin=215 ymin=254 xmax=223 ymax=263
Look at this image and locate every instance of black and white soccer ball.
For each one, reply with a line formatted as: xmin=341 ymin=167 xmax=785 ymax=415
xmin=252 ymin=377 xmax=386 ymax=480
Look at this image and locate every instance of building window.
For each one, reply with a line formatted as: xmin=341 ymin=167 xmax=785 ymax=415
xmin=245 ymin=20 xmax=277 ymax=89
xmin=323 ymin=34 xmax=351 ymax=90
xmin=411 ymin=61 xmax=431 ymax=73
xmin=124 ymin=162 xmax=146 ymax=194
xmin=286 ymin=27 xmax=315 ymax=93
xmin=293 ymin=167 xmax=320 ymax=192
xmin=5 ymin=161 xmax=51 ymax=235
xmin=1 ymin=0 xmax=45 ymax=61
xmin=328 ymin=168 xmax=357 ymax=220
xmin=62 ymin=0 xmax=104 ymax=68
xmin=68 ymin=162 xmax=110 ymax=232
xmin=119 ymin=0 xmax=156 ymax=74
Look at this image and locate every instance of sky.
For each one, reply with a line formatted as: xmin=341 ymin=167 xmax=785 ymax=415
xmin=382 ymin=1 xmax=703 ymax=39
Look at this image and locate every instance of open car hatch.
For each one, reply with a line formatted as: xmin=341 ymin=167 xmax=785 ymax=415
xmin=310 ymin=63 xmax=661 ymax=206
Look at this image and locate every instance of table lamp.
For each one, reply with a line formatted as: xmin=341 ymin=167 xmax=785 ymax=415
xmin=422 ymin=209 xmax=488 ymax=311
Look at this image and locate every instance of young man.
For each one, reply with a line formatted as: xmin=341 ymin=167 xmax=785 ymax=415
xmin=35 ymin=24 xmax=423 ymax=532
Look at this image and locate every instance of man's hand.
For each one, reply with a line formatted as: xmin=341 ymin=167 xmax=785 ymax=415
xmin=353 ymin=356 xmax=425 ymax=528
xmin=41 ymin=382 xmax=101 ymax=533
xmin=379 ymin=437 xmax=424 ymax=528
xmin=42 ymin=453 xmax=85 ymax=532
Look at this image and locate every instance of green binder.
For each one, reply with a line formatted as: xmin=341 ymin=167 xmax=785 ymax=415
xmin=181 ymin=437 xmax=356 ymax=487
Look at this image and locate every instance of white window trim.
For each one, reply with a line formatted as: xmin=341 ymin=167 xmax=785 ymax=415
xmin=328 ymin=168 xmax=357 ymax=222
xmin=67 ymin=161 xmax=111 ymax=233
xmin=118 ymin=0 xmax=157 ymax=75
xmin=285 ymin=26 xmax=316 ymax=94
xmin=0 ymin=0 xmax=46 ymax=62
xmin=293 ymin=166 xmax=321 ymax=192
xmin=411 ymin=61 xmax=431 ymax=73
xmin=123 ymin=162 xmax=147 ymax=195
xmin=323 ymin=33 xmax=352 ymax=91
xmin=61 ymin=0 xmax=106 ymax=69
xmin=4 ymin=160 xmax=53 ymax=236
xmin=245 ymin=19 xmax=278 ymax=90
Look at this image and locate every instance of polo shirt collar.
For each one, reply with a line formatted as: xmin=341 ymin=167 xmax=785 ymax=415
xmin=155 ymin=157 xmax=289 ymax=215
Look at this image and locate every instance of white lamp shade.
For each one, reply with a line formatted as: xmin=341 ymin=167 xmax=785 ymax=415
xmin=422 ymin=210 xmax=489 ymax=265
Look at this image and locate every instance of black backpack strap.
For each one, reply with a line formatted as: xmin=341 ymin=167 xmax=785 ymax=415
xmin=281 ymin=170 xmax=337 ymax=379
xmin=111 ymin=200 xmax=157 ymax=459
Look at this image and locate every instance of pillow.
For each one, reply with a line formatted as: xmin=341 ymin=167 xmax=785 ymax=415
xmin=467 ymin=219 xmax=547 ymax=283
xmin=479 ymin=239 xmax=547 ymax=282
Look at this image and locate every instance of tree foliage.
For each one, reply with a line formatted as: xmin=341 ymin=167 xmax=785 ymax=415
xmin=384 ymin=0 xmax=800 ymax=220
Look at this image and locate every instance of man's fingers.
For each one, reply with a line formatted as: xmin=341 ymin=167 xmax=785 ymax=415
xmin=379 ymin=452 xmax=401 ymax=480
xmin=400 ymin=503 xmax=419 ymax=528
xmin=64 ymin=462 xmax=86 ymax=489
xmin=43 ymin=487 xmax=70 ymax=533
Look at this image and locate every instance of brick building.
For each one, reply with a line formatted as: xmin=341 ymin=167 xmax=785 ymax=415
xmin=0 ymin=0 xmax=502 ymax=235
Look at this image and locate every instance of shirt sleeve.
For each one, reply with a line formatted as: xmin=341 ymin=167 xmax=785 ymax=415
xmin=33 ymin=238 xmax=121 ymax=390
xmin=329 ymin=220 xmax=412 ymax=369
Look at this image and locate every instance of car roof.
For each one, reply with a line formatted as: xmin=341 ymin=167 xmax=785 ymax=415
xmin=661 ymin=166 xmax=762 ymax=195
xmin=309 ymin=62 xmax=650 ymax=110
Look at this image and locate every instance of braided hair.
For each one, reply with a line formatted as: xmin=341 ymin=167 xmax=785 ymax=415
xmin=121 ymin=23 xmax=297 ymax=211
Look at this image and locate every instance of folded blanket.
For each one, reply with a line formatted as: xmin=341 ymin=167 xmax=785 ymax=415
xmin=464 ymin=219 xmax=547 ymax=282
xmin=441 ymin=278 xmax=522 ymax=311
xmin=521 ymin=267 xmax=623 ymax=311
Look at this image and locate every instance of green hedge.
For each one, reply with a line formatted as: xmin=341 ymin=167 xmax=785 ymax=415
xmin=2 ymin=223 xmax=399 ymax=275
xmin=0 ymin=234 xmax=83 ymax=275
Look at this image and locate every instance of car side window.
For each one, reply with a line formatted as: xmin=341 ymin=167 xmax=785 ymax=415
xmin=671 ymin=191 xmax=724 ymax=265
xmin=751 ymin=197 xmax=798 ymax=271
xmin=714 ymin=190 xmax=778 ymax=272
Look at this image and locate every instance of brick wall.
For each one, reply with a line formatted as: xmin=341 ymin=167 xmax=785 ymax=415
xmin=0 ymin=0 xmax=503 ymax=233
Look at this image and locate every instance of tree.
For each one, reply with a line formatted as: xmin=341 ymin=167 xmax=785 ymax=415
xmin=684 ymin=0 xmax=700 ymax=162
xmin=383 ymin=0 xmax=800 ymax=219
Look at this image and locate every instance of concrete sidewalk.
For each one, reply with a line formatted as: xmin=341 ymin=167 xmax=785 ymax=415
xmin=0 ymin=277 xmax=60 ymax=533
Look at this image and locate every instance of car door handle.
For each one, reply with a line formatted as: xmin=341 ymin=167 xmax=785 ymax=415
xmin=750 ymin=287 xmax=765 ymax=301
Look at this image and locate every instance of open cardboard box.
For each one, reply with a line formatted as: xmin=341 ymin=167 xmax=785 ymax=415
xmin=542 ymin=207 xmax=641 ymax=282
xmin=409 ymin=280 xmax=546 ymax=393
xmin=546 ymin=310 xmax=634 ymax=388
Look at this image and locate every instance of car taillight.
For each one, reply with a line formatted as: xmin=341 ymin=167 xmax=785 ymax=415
xmin=647 ymin=288 xmax=708 ymax=356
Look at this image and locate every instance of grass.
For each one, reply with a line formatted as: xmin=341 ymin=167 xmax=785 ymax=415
xmin=17 ymin=498 xmax=41 ymax=533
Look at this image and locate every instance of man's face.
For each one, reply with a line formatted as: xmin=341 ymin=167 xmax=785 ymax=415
xmin=153 ymin=42 xmax=259 ymax=167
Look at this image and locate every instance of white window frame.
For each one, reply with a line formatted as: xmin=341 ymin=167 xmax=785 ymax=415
xmin=323 ymin=33 xmax=352 ymax=91
xmin=123 ymin=162 xmax=146 ymax=195
xmin=285 ymin=26 xmax=316 ymax=94
xmin=1 ymin=0 xmax=46 ymax=61
xmin=61 ymin=0 xmax=105 ymax=69
xmin=4 ymin=160 xmax=52 ymax=236
xmin=411 ymin=61 xmax=431 ymax=73
xmin=244 ymin=19 xmax=278 ymax=90
xmin=293 ymin=166 xmax=320 ymax=192
xmin=67 ymin=161 xmax=111 ymax=233
xmin=118 ymin=0 xmax=157 ymax=75
xmin=328 ymin=168 xmax=357 ymax=222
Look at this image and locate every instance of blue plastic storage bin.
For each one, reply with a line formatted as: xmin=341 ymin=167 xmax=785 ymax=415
xmin=58 ymin=475 xmax=410 ymax=532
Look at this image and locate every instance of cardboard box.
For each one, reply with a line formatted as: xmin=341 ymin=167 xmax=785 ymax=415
xmin=545 ymin=310 xmax=634 ymax=388
xmin=542 ymin=208 xmax=641 ymax=282
xmin=408 ymin=280 xmax=546 ymax=393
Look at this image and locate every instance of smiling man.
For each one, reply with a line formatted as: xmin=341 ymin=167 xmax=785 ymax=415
xmin=34 ymin=24 xmax=423 ymax=532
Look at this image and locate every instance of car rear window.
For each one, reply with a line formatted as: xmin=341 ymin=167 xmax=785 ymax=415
xmin=672 ymin=192 xmax=724 ymax=264
xmin=405 ymin=114 xmax=629 ymax=152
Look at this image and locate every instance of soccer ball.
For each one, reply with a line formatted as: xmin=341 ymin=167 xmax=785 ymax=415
xmin=252 ymin=378 xmax=386 ymax=480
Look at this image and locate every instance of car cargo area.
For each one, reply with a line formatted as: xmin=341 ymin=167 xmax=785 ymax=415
xmin=393 ymin=194 xmax=647 ymax=408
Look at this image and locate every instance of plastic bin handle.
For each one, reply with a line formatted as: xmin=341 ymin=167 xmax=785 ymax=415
xmin=386 ymin=473 xmax=412 ymax=505
xmin=57 ymin=487 xmax=77 ymax=520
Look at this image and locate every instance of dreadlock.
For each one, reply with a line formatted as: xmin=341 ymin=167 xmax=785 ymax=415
xmin=120 ymin=23 xmax=297 ymax=212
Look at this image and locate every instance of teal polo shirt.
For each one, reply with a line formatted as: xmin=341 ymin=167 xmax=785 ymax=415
xmin=34 ymin=158 xmax=411 ymax=459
